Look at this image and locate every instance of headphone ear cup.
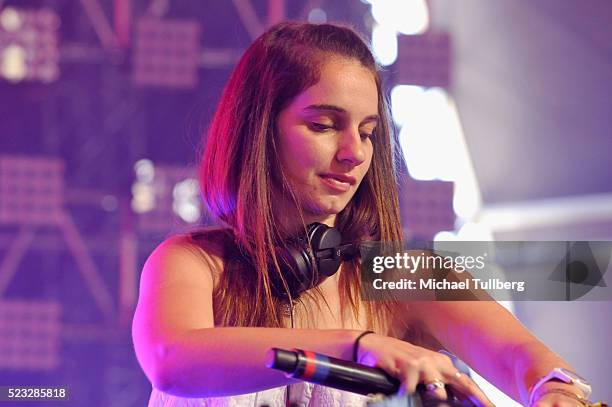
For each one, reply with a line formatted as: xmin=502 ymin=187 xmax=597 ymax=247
xmin=308 ymin=223 xmax=342 ymax=277
xmin=269 ymin=238 xmax=316 ymax=300
xmin=270 ymin=223 xmax=345 ymax=299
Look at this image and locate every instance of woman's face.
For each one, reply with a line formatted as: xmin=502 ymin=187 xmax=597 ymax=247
xmin=275 ymin=58 xmax=378 ymax=226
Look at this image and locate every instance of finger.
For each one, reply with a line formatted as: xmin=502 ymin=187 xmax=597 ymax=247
xmin=447 ymin=371 xmax=495 ymax=407
xmin=397 ymin=363 xmax=420 ymax=396
xmin=421 ymin=369 xmax=448 ymax=401
xmin=455 ymin=373 xmax=494 ymax=407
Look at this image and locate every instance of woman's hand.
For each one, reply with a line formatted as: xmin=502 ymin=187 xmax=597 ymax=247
xmin=357 ymin=333 xmax=495 ymax=407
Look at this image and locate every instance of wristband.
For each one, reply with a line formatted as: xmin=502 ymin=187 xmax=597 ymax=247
xmin=528 ymin=368 xmax=592 ymax=406
xmin=352 ymin=330 xmax=374 ymax=363
xmin=530 ymin=388 xmax=588 ymax=406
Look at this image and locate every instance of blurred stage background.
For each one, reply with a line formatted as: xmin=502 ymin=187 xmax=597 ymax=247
xmin=0 ymin=0 xmax=610 ymax=405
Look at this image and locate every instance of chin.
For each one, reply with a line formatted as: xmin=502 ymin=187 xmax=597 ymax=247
xmin=309 ymin=199 xmax=350 ymax=216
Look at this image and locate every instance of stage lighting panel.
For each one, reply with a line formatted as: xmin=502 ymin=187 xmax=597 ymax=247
xmin=400 ymin=177 xmax=455 ymax=241
xmin=0 ymin=7 xmax=59 ymax=83
xmin=0 ymin=300 xmax=61 ymax=370
xmin=397 ymin=32 xmax=451 ymax=88
xmin=0 ymin=155 xmax=64 ymax=225
xmin=133 ymin=164 xmax=202 ymax=233
xmin=132 ymin=17 xmax=201 ymax=89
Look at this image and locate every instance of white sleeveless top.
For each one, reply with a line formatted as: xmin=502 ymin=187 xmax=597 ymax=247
xmin=148 ymin=382 xmax=371 ymax=406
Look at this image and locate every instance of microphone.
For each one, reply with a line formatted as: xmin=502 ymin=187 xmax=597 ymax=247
xmin=266 ymin=347 xmax=400 ymax=395
xmin=266 ymin=348 xmax=478 ymax=407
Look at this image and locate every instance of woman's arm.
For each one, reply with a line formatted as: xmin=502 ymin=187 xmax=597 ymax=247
xmin=133 ymin=237 xmax=494 ymax=405
xmin=132 ymin=236 xmax=361 ymax=397
xmin=409 ymin=300 xmax=582 ymax=405
xmin=145 ymin=327 xmax=361 ymax=397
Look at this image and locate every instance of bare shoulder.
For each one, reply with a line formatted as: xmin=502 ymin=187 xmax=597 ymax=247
xmin=142 ymin=232 xmax=225 ymax=287
xmin=133 ymin=228 xmax=232 ymax=346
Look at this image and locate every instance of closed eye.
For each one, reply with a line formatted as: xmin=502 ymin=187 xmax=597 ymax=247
xmin=309 ymin=122 xmax=375 ymax=139
xmin=309 ymin=122 xmax=334 ymax=132
xmin=360 ymin=128 xmax=376 ymax=139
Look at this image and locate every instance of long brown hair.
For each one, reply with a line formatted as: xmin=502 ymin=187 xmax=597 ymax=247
xmin=199 ymin=22 xmax=405 ymax=330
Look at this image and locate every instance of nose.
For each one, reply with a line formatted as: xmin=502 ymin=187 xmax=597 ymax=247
xmin=336 ymin=127 xmax=366 ymax=166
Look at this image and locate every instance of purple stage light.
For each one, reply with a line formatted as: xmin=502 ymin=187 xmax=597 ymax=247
xmin=399 ymin=176 xmax=455 ymax=241
xmin=132 ymin=17 xmax=201 ymax=89
xmin=133 ymin=162 xmax=202 ymax=233
xmin=0 ymin=155 xmax=64 ymax=225
xmin=0 ymin=156 xmax=115 ymax=320
xmin=397 ymin=32 xmax=451 ymax=88
xmin=0 ymin=299 xmax=61 ymax=370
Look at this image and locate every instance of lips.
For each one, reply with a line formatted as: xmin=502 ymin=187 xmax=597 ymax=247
xmin=319 ymin=173 xmax=356 ymax=193
xmin=319 ymin=173 xmax=356 ymax=185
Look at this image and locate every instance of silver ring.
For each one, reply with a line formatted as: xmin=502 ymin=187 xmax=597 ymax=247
xmin=425 ymin=379 xmax=445 ymax=391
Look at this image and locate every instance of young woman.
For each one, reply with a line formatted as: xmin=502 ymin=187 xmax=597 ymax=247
xmin=133 ymin=22 xmax=594 ymax=407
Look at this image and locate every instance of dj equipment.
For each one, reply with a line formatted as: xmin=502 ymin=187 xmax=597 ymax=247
xmin=268 ymin=222 xmax=360 ymax=299
xmin=266 ymin=348 xmax=477 ymax=407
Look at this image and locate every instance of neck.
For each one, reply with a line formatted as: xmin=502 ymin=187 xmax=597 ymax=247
xmin=276 ymin=210 xmax=337 ymax=237
xmin=272 ymin=197 xmax=337 ymax=237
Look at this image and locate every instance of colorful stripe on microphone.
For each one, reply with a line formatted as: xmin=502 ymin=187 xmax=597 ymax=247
xmin=300 ymin=350 xmax=330 ymax=383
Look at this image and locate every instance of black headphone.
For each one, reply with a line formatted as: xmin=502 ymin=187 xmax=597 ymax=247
xmin=269 ymin=222 xmax=361 ymax=300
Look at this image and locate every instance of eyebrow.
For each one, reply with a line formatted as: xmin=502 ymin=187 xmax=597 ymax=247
xmin=303 ymin=104 xmax=379 ymax=124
